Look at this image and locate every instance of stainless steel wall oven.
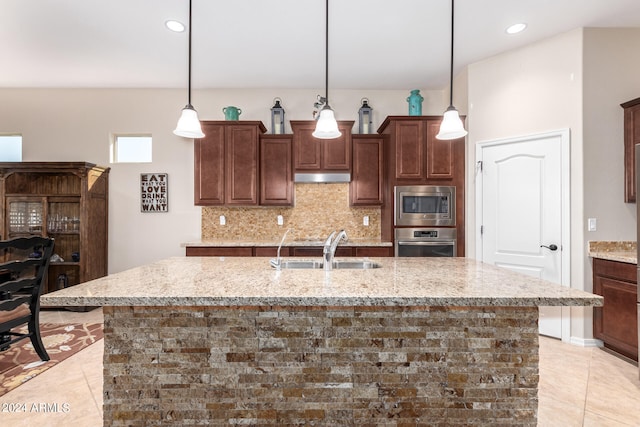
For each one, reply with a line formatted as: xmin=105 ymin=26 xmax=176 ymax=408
xmin=395 ymin=228 xmax=457 ymax=257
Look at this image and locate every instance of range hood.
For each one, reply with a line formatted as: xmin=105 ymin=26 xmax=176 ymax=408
xmin=294 ymin=172 xmax=351 ymax=183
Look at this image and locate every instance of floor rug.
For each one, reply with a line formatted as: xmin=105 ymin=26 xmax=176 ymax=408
xmin=0 ymin=323 xmax=103 ymax=397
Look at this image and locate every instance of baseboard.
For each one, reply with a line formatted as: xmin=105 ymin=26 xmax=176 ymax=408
xmin=570 ymin=336 xmax=603 ymax=347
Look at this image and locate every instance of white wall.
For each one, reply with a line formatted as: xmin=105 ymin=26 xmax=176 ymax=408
xmin=583 ymin=28 xmax=640 ymax=240
xmin=581 ymin=27 xmax=640 ymax=342
xmin=466 ymin=29 xmax=588 ymax=338
xmin=0 ymin=87 xmax=446 ymax=273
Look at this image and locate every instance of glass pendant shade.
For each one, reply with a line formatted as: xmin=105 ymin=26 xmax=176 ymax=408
xmin=312 ymin=106 xmax=342 ymax=139
xmin=174 ymin=105 xmax=204 ymax=138
xmin=436 ymin=106 xmax=468 ymax=140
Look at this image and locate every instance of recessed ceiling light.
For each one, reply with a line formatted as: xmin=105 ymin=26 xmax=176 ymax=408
xmin=165 ymin=20 xmax=185 ymax=33
xmin=506 ymin=23 xmax=527 ymax=35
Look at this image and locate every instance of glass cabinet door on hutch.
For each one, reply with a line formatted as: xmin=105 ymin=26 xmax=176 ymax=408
xmin=0 ymin=162 xmax=109 ymax=295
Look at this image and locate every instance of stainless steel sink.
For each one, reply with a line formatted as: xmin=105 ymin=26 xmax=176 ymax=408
xmin=274 ymin=259 xmax=323 ymax=269
xmin=331 ymin=260 xmax=381 ymax=269
xmin=270 ymin=259 xmax=381 ymax=269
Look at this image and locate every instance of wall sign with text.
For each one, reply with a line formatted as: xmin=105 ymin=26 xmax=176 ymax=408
xmin=140 ymin=173 xmax=168 ymax=212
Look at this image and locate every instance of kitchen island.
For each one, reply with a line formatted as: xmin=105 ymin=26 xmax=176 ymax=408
xmin=42 ymin=257 xmax=602 ymax=426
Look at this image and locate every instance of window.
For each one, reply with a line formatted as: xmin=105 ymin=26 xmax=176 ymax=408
xmin=112 ymin=135 xmax=152 ymax=163
xmin=0 ymin=135 xmax=22 ymax=161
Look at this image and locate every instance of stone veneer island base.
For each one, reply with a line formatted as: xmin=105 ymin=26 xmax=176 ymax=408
xmin=42 ymin=257 xmax=601 ymax=426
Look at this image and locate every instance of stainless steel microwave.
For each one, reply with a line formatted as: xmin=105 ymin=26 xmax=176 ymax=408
xmin=394 ymin=185 xmax=456 ymax=226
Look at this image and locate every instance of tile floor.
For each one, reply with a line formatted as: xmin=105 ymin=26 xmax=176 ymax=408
xmin=0 ymin=308 xmax=639 ymax=426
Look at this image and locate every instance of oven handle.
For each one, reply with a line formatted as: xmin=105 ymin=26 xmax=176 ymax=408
xmin=396 ymin=240 xmax=456 ymax=246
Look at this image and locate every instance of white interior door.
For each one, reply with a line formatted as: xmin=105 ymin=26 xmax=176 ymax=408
xmin=476 ymin=130 xmax=570 ymax=339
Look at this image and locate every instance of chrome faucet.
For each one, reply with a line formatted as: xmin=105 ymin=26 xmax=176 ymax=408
xmin=323 ymin=229 xmax=348 ymax=271
xmin=270 ymin=228 xmax=291 ymax=270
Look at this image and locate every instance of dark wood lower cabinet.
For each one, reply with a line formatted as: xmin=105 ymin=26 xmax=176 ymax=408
xmin=185 ymin=247 xmax=253 ymax=257
xmin=186 ymin=246 xmax=393 ymax=258
xmin=592 ymin=258 xmax=638 ymax=361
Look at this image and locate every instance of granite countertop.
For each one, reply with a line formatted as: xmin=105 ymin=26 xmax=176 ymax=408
xmin=588 ymin=241 xmax=637 ymax=264
xmin=183 ymin=239 xmax=393 ymax=247
xmin=41 ymin=257 xmax=602 ymax=308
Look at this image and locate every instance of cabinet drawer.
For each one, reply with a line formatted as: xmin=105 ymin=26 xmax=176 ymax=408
xmin=593 ymin=258 xmax=636 ymax=282
xmin=254 ymin=247 xmax=289 ymax=257
xmin=354 ymin=247 xmax=393 ymax=257
xmin=186 ymin=247 xmax=253 ymax=257
xmin=290 ymin=247 xmax=354 ymax=257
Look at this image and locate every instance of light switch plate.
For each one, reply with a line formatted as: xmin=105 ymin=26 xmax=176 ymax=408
xmin=277 ymin=215 xmax=284 ymax=226
xmin=363 ymin=216 xmax=369 ymax=226
xmin=220 ymin=215 xmax=226 ymax=226
xmin=588 ymin=218 xmax=596 ymax=231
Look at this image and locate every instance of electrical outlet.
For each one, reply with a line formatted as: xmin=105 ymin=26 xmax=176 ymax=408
xmin=587 ymin=218 xmax=596 ymax=231
xmin=277 ymin=215 xmax=284 ymax=226
xmin=363 ymin=215 xmax=369 ymax=226
xmin=219 ymin=215 xmax=226 ymax=226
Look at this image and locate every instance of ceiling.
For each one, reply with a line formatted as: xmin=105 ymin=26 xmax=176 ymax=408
xmin=3 ymin=0 xmax=640 ymax=90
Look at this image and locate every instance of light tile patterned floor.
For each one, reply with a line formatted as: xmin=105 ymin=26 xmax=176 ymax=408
xmin=0 ymin=308 xmax=638 ymax=426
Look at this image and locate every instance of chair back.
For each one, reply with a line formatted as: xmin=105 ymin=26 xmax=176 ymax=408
xmin=0 ymin=236 xmax=55 ymax=333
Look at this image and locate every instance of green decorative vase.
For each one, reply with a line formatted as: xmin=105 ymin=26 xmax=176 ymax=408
xmin=223 ymin=106 xmax=242 ymax=121
xmin=407 ymin=89 xmax=423 ymax=116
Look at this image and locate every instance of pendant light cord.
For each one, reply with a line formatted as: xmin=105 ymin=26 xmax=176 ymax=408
xmin=448 ymin=0 xmax=454 ymax=108
xmin=188 ymin=0 xmax=193 ymax=106
xmin=324 ymin=0 xmax=329 ymax=105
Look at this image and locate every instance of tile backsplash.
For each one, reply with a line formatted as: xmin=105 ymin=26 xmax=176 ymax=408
xmin=202 ymin=183 xmax=381 ymax=241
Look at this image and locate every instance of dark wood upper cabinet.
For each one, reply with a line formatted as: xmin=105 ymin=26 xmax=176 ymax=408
xmin=621 ymin=97 xmax=640 ymax=203
xmin=225 ymin=125 xmax=260 ymax=205
xmin=260 ymin=135 xmax=293 ymax=206
xmin=350 ymin=135 xmax=384 ymax=206
xmin=392 ymin=119 xmax=425 ymax=180
xmin=426 ymin=120 xmax=455 ymax=180
xmin=194 ymin=124 xmax=225 ymax=205
xmin=378 ymin=116 xmax=462 ymax=183
xmin=194 ymin=121 xmax=266 ymax=206
xmin=290 ymin=120 xmax=354 ymax=171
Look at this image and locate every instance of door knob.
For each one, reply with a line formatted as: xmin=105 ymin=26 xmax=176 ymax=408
xmin=540 ymin=244 xmax=558 ymax=251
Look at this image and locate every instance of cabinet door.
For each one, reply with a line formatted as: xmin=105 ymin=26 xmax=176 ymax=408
xmin=622 ymin=99 xmax=640 ymax=203
xmin=593 ymin=259 xmax=638 ymax=361
xmin=292 ymin=122 xmax=322 ymax=170
xmin=226 ymin=125 xmax=259 ymax=205
xmin=291 ymin=120 xmax=353 ymax=171
xmin=194 ymin=125 xmax=225 ymax=205
xmin=5 ymin=197 xmax=45 ymax=238
xmin=351 ymin=136 xmax=383 ymax=206
xmin=323 ymin=124 xmax=351 ymax=170
xmin=426 ymin=120 xmax=455 ymax=180
xmin=260 ymin=136 xmax=293 ymax=205
xmin=395 ymin=120 xmax=425 ymax=180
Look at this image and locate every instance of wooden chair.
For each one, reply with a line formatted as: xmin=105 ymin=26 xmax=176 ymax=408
xmin=0 ymin=236 xmax=55 ymax=361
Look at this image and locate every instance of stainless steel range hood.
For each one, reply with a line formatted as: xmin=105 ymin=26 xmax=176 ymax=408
xmin=294 ymin=172 xmax=351 ymax=183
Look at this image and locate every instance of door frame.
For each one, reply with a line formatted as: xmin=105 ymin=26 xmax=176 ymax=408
xmin=475 ymin=129 xmax=571 ymax=341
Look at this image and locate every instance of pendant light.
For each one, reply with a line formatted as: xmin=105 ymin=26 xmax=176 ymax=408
xmin=313 ymin=0 xmax=341 ymax=139
xmin=436 ymin=0 xmax=468 ymax=141
xmin=174 ymin=0 xmax=204 ymax=138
